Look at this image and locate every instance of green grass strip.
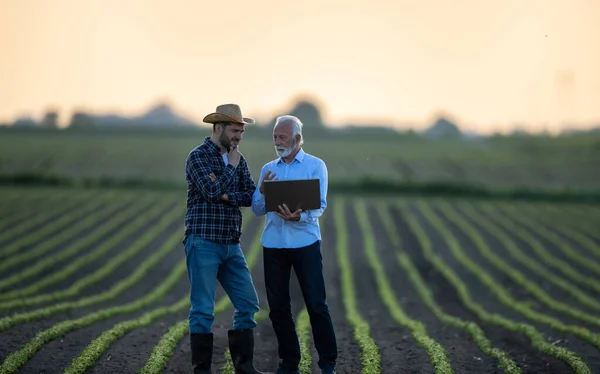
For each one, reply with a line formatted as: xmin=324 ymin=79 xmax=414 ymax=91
xmin=374 ymin=201 xmax=521 ymax=374
xmin=535 ymin=204 xmax=600 ymax=241
xmin=0 ymin=190 xmax=94 ymax=247
xmin=353 ymin=199 xmax=453 ymax=373
xmin=552 ymin=203 xmax=600 ymax=218
xmin=0 ymin=205 xmax=182 ymax=326
xmin=477 ymin=202 xmax=600 ymax=293
xmin=516 ymin=204 xmax=600 ymax=260
xmin=417 ymin=201 xmax=600 ymax=349
xmin=0 ymin=190 xmax=116 ymax=256
xmin=0 ymin=245 xmax=188 ymax=374
xmin=0 ymin=197 xmax=178 ymax=308
xmin=0 ymin=193 xmax=162 ymax=297
xmin=64 ymin=296 xmax=190 ymax=374
xmin=332 ymin=196 xmax=381 ymax=374
xmin=63 ymin=214 xmax=253 ymax=374
xmin=399 ymin=200 xmax=592 ymax=374
xmin=519 ymin=201 xmax=600 ymax=238
xmin=0 ymin=190 xmax=64 ymax=223
xmin=137 ymin=319 xmax=189 ymax=374
xmin=296 ymin=308 xmax=312 ymax=374
xmin=496 ymin=203 xmax=600 ymax=276
xmin=0 ymin=188 xmax=71 ymax=215
xmin=436 ymin=200 xmax=600 ymax=327
xmin=218 ymin=302 xmax=312 ymax=373
xmin=458 ymin=202 xmax=600 ymax=312
xmin=0 ymin=189 xmax=27 ymax=203
xmin=0 ymin=192 xmax=121 ymax=271
xmin=220 ymin=350 xmax=235 ymax=374
xmin=138 ymin=215 xmax=264 ymax=374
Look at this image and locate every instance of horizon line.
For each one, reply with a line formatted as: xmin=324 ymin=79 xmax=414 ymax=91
xmin=2 ymin=95 xmax=600 ymax=136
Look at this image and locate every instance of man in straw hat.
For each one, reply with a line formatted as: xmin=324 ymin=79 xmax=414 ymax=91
xmin=183 ymin=103 xmax=272 ymax=374
xmin=251 ymin=115 xmax=337 ymax=374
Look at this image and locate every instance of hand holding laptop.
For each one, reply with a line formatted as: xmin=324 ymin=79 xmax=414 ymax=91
xmin=275 ymin=204 xmax=302 ymax=221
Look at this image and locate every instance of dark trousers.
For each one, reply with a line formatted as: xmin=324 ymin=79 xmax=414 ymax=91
xmin=263 ymin=240 xmax=337 ymax=371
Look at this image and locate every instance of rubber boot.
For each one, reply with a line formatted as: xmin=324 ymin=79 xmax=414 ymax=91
xmin=228 ymin=329 xmax=273 ymax=374
xmin=190 ymin=332 xmax=213 ymax=374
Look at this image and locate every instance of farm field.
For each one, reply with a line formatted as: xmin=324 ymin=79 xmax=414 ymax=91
xmin=2 ymin=130 xmax=600 ymax=189
xmin=0 ymin=186 xmax=599 ymax=374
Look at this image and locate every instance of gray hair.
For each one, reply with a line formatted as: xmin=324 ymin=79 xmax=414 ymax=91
xmin=274 ymin=115 xmax=304 ymax=146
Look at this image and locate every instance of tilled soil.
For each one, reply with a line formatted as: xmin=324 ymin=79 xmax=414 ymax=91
xmin=1 ymin=193 xmax=599 ymax=374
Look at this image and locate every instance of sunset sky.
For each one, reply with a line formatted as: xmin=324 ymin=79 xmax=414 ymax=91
xmin=1 ymin=0 xmax=599 ymax=134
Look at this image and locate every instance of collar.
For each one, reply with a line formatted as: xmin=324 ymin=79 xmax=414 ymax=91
xmin=203 ymin=136 xmax=223 ymax=155
xmin=277 ymin=148 xmax=305 ymax=164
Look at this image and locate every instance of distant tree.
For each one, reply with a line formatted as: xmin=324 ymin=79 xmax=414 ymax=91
xmin=266 ymin=98 xmax=329 ymax=140
xmin=424 ymin=117 xmax=462 ymax=139
xmin=13 ymin=117 xmax=37 ymax=128
xmin=68 ymin=111 xmax=93 ymax=129
xmin=41 ymin=110 xmax=59 ymax=129
xmin=288 ymin=100 xmax=325 ymax=129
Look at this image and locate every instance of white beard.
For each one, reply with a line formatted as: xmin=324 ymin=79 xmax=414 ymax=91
xmin=275 ymin=139 xmax=296 ymax=158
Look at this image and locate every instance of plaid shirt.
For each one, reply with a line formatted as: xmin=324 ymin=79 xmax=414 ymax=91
xmin=184 ymin=137 xmax=256 ymax=243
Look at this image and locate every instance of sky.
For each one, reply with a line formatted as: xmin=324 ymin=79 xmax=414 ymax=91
xmin=1 ymin=0 xmax=599 ymax=134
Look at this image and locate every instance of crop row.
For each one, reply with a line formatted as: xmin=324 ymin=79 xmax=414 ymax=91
xmin=374 ymin=201 xmax=521 ymax=373
xmin=0 ymin=193 xmax=176 ymax=299
xmin=477 ymin=203 xmax=600 ymax=293
xmin=0 ymin=190 xmax=98 ymax=250
xmin=434 ymin=201 xmax=600 ymax=329
xmin=399 ymin=200 xmax=593 ymax=374
xmin=0 ymin=228 xmax=187 ymax=373
xmin=497 ymin=204 xmax=600 ymax=275
xmin=0 ymin=200 xmax=183 ymax=333
xmin=456 ymin=203 xmax=600 ymax=311
xmin=137 ymin=213 xmax=260 ymax=374
xmin=508 ymin=204 xmax=600 ymax=260
xmin=0 ymin=192 xmax=598 ymax=373
xmin=350 ymin=199 xmax=453 ymax=373
xmin=0 ymin=193 xmax=122 ymax=272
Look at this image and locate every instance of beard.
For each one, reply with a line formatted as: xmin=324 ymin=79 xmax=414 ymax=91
xmin=275 ymin=138 xmax=297 ymax=158
xmin=220 ymin=132 xmax=239 ymax=151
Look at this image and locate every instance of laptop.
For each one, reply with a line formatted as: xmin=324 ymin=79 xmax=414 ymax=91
xmin=263 ymin=178 xmax=321 ymax=212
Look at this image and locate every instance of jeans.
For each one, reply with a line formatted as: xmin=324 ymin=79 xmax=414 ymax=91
xmin=263 ymin=240 xmax=337 ymax=371
xmin=184 ymin=234 xmax=260 ymax=334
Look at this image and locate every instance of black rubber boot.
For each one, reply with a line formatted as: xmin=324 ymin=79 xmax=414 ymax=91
xmin=190 ymin=332 xmax=213 ymax=374
xmin=228 ymin=329 xmax=273 ymax=374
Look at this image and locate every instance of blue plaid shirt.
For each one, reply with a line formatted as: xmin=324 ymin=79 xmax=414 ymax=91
xmin=184 ymin=137 xmax=256 ymax=243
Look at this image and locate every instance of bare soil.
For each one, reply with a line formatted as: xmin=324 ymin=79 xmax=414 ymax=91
xmin=1 ymin=193 xmax=599 ymax=373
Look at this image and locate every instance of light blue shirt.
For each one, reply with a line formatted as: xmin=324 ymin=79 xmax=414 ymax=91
xmin=251 ymin=148 xmax=328 ymax=249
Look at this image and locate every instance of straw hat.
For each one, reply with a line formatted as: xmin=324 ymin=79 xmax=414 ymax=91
xmin=203 ymin=104 xmax=255 ymax=125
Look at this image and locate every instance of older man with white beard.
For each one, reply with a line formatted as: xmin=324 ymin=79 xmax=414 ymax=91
xmin=251 ymin=115 xmax=337 ymax=374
